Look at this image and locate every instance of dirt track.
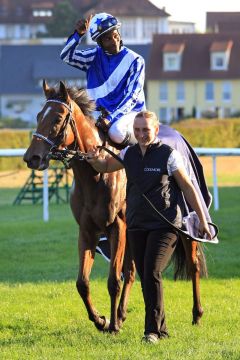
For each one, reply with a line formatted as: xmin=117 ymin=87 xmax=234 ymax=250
xmin=0 ymin=169 xmax=30 ymax=188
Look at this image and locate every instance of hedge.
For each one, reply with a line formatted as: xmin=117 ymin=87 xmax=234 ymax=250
xmin=0 ymin=118 xmax=240 ymax=170
xmin=172 ymin=118 xmax=240 ymax=148
xmin=0 ymin=129 xmax=32 ymax=171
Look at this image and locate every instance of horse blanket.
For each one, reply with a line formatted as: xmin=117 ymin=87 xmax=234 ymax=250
xmin=96 ymin=124 xmax=216 ymax=260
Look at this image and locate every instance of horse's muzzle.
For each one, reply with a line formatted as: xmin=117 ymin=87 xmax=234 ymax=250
xmin=23 ymin=151 xmax=49 ymax=170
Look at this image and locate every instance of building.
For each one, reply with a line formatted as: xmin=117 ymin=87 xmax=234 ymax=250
xmin=206 ymin=12 xmax=240 ymax=34
xmin=168 ymin=20 xmax=195 ymax=34
xmin=146 ymin=33 xmax=240 ymax=123
xmin=83 ymin=0 xmax=170 ymax=44
xmin=0 ymin=0 xmax=170 ymax=44
xmin=0 ymin=43 xmax=150 ymax=122
xmin=0 ymin=0 xmax=54 ymax=39
xmin=0 ymin=0 xmax=162 ymax=122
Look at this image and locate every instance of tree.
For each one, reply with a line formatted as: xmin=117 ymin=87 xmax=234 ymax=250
xmin=46 ymin=1 xmax=78 ymax=37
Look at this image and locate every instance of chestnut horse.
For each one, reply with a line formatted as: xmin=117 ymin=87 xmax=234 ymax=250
xmin=24 ymin=80 xmax=209 ymax=332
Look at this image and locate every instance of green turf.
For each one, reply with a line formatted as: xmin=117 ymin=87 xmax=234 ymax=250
xmin=0 ymin=188 xmax=240 ymax=359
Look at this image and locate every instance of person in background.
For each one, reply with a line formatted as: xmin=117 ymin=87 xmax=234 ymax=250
xmin=60 ymin=13 xmax=145 ymax=147
xmin=85 ymin=110 xmax=212 ymax=344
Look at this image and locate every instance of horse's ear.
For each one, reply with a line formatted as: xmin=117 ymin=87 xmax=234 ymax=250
xmin=43 ymin=79 xmax=52 ymax=99
xmin=59 ymin=81 xmax=69 ymax=102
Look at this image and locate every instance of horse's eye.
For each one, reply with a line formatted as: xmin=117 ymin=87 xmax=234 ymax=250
xmin=55 ymin=117 xmax=63 ymax=125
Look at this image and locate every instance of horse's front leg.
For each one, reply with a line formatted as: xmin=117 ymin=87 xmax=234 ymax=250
xmin=117 ymin=239 xmax=136 ymax=328
xmin=107 ymin=216 xmax=127 ymax=333
xmin=181 ymin=236 xmax=204 ymax=325
xmin=76 ymin=229 xmax=109 ymax=331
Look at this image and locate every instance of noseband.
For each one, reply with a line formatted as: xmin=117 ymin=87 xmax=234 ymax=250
xmin=32 ymin=99 xmax=89 ymax=167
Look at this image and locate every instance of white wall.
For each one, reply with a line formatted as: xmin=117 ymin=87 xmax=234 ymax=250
xmin=0 ymin=94 xmax=44 ymax=122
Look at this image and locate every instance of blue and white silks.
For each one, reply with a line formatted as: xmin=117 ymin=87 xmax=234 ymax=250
xmin=60 ymin=32 xmax=146 ymax=134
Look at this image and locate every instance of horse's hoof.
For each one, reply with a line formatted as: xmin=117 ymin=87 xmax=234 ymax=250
xmin=94 ymin=316 xmax=110 ymax=331
xmin=192 ymin=308 xmax=204 ymax=325
xmin=108 ymin=326 xmax=121 ymax=334
xmin=118 ymin=319 xmax=123 ymax=329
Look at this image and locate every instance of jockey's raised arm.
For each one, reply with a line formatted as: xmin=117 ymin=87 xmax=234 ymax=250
xmin=60 ymin=12 xmax=146 ymax=148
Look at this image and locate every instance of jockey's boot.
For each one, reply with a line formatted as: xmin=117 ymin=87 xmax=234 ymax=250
xmin=112 ymin=131 xmax=137 ymax=150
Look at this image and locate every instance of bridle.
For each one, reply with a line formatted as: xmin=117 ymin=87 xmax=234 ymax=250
xmin=32 ymin=99 xmax=91 ymax=168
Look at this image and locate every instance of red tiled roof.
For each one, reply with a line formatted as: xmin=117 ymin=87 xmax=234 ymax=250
xmin=163 ymin=43 xmax=185 ymax=53
xmin=147 ymin=33 xmax=240 ymax=80
xmin=0 ymin=0 xmax=169 ymax=24
xmin=0 ymin=0 xmax=96 ymax=23
xmin=31 ymin=2 xmax=55 ymax=9
xmin=85 ymin=0 xmax=170 ymax=17
xmin=210 ymin=41 xmax=233 ymax=52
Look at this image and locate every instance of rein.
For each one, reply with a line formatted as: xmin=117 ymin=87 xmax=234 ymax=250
xmin=97 ymin=145 xmax=219 ymax=244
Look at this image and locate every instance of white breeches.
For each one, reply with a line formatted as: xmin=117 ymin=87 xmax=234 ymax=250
xmin=108 ymin=112 xmax=137 ymax=143
xmin=93 ymin=111 xmax=137 ymax=143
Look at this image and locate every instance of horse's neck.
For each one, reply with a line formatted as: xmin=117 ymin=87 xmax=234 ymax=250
xmin=74 ymin=106 xmax=101 ymax=152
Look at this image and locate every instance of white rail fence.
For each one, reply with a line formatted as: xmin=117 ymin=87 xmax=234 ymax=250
xmin=0 ymin=148 xmax=240 ymax=221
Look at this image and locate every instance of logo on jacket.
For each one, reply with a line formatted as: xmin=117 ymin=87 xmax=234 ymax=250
xmin=144 ymin=167 xmax=161 ymax=172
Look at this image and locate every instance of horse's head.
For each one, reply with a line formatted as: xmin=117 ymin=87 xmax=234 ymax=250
xmin=24 ymin=80 xmax=96 ymax=170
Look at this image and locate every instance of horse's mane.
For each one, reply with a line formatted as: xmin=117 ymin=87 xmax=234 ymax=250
xmin=53 ymin=85 xmax=96 ymax=117
xmin=67 ymin=87 xmax=96 ymax=116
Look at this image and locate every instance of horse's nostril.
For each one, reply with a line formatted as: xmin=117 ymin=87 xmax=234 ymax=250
xmin=25 ymin=155 xmax=42 ymax=169
xmin=32 ymin=155 xmax=41 ymax=162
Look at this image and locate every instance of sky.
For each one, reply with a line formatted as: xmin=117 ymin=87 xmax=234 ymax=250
xmin=149 ymin=0 xmax=240 ymax=32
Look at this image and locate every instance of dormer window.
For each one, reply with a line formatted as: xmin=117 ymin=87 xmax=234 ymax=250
xmin=32 ymin=9 xmax=52 ymax=17
xmin=31 ymin=3 xmax=53 ymax=18
xmin=210 ymin=41 xmax=233 ymax=71
xmin=163 ymin=43 xmax=185 ymax=71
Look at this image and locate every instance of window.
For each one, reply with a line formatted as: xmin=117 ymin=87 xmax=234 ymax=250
xmin=143 ymin=19 xmax=158 ymax=38
xmin=176 ymin=82 xmax=185 ymax=101
xmin=37 ymin=79 xmax=86 ymax=88
xmin=159 ymin=82 xmax=168 ymax=101
xmin=6 ymin=100 xmax=31 ymax=114
xmin=222 ymin=82 xmax=232 ymax=101
xmin=211 ymin=53 xmax=228 ymax=70
xmin=205 ymin=82 xmax=214 ymax=101
xmin=120 ymin=19 xmax=136 ymax=39
xmin=163 ymin=43 xmax=184 ymax=71
xmin=163 ymin=54 xmax=180 ymax=71
xmin=33 ymin=10 xmax=52 ymax=17
xmin=210 ymin=41 xmax=232 ymax=71
xmin=223 ymin=108 xmax=231 ymax=117
xmin=159 ymin=107 xmax=168 ymax=123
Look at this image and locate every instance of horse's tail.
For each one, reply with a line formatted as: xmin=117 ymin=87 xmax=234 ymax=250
xmin=172 ymin=237 xmax=208 ymax=280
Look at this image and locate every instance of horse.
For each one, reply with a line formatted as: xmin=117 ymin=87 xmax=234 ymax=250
xmin=24 ymin=80 xmax=209 ymax=332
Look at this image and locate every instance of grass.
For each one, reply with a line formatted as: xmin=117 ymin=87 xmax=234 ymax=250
xmin=0 ymin=186 xmax=240 ymax=359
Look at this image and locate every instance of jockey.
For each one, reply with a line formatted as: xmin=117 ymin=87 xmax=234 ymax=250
xmin=60 ymin=13 xmax=146 ymax=147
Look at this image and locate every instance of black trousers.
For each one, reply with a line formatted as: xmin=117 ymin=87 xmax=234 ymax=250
xmin=128 ymin=228 xmax=178 ymax=337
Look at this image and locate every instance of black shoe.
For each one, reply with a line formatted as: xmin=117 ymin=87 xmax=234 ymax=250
xmin=159 ymin=331 xmax=170 ymax=339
